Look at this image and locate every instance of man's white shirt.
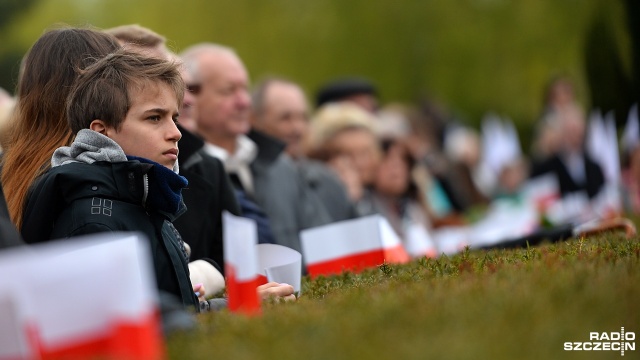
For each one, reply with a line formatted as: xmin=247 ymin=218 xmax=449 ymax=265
xmin=203 ymin=135 xmax=258 ymax=194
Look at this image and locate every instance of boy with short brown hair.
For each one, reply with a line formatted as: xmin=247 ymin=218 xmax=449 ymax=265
xmin=22 ymin=49 xmax=198 ymax=309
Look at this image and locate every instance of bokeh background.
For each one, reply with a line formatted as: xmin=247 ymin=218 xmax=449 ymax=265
xmin=0 ymin=0 xmax=637 ymax=148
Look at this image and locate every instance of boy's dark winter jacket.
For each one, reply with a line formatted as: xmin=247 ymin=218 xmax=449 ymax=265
xmin=21 ymin=130 xmax=198 ymax=309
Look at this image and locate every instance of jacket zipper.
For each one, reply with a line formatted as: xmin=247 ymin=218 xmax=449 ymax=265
xmin=142 ymin=173 xmax=149 ymax=206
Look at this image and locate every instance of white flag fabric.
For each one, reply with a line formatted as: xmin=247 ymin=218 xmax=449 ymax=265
xmin=468 ymin=200 xmax=540 ymax=247
xmin=404 ymin=223 xmax=438 ymax=259
xmin=481 ymin=113 xmax=522 ymax=174
xmin=432 ymin=226 xmax=470 ymax=256
xmin=586 ymin=110 xmax=622 ymax=214
xmin=603 ymin=111 xmax=621 ymax=185
xmin=481 ymin=112 xmax=503 ymax=174
xmin=300 ymin=215 xmax=410 ymax=278
xmin=256 ymin=244 xmax=302 ymax=293
xmin=587 ymin=110 xmax=621 ymax=185
xmin=0 ymin=232 xmax=163 ymax=360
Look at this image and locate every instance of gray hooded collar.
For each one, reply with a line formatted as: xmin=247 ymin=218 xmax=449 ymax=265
xmin=52 ymin=129 xmax=179 ymax=173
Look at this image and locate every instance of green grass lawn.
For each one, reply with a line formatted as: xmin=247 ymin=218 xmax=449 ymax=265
xmin=168 ymin=232 xmax=639 ymax=360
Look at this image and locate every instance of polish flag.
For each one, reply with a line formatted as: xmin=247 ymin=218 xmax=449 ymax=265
xmin=300 ymin=215 xmax=410 ymax=278
xmin=222 ymin=212 xmax=261 ymax=315
xmin=0 ymin=232 xmax=164 ymax=360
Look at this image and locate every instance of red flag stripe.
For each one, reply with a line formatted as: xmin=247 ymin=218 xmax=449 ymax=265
xmin=30 ymin=311 xmax=164 ymax=360
xmin=383 ymin=244 xmax=411 ymax=264
xmin=306 ymin=244 xmax=410 ymax=278
xmin=256 ymin=274 xmax=268 ymax=287
xmin=225 ymin=265 xmax=261 ymax=315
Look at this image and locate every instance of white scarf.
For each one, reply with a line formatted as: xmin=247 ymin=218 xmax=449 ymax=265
xmin=203 ymin=135 xmax=257 ymax=194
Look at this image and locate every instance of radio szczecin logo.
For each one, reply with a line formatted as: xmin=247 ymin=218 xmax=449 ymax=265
xmin=564 ymin=327 xmax=635 ymax=356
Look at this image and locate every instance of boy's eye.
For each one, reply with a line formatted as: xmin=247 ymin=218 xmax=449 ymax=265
xmin=148 ymin=115 xmax=161 ymax=122
xmin=172 ymin=116 xmax=180 ymax=124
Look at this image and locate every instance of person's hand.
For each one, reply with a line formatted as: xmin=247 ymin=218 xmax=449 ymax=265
xmin=257 ymin=282 xmax=296 ymax=302
xmin=328 ymin=156 xmax=363 ymax=201
xmin=193 ymin=283 xmax=206 ymax=302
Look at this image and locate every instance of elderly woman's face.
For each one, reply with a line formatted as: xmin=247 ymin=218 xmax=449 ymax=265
xmin=327 ymin=128 xmax=381 ymax=186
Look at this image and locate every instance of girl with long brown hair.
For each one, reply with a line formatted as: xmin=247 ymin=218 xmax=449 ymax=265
xmin=1 ymin=27 xmax=119 ymax=229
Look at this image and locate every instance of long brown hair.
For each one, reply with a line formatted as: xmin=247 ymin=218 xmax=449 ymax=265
xmin=1 ymin=27 xmax=119 ymax=229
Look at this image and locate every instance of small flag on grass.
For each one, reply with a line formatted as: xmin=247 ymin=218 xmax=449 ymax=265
xmin=300 ymin=215 xmax=410 ymax=278
xmin=222 ymin=211 xmax=261 ymax=315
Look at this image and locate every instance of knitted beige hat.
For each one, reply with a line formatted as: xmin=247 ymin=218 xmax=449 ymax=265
xmin=306 ymin=102 xmax=378 ymax=154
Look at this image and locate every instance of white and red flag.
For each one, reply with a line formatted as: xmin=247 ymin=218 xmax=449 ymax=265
xmin=300 ymin=215 xmax=410 ymax=278
xmin=0 ymin=232 xmax=164 ymax=360
xmin=222 ymin=211 xmax=261 ymax=315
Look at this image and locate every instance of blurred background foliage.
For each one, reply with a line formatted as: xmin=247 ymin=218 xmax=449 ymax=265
xmin=0 ymin=0 xmax=637 ymax=139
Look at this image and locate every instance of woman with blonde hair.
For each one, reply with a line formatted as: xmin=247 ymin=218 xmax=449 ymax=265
xmin=306 ymin=102 xmax=382 ymax=214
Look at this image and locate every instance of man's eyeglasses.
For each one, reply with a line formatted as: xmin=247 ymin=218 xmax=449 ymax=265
xmin=186 ymin=84 xmax=202 ymax=95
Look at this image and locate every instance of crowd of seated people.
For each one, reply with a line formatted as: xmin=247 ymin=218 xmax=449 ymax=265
xmin=0 ymin=24 xmax=636 ymax=332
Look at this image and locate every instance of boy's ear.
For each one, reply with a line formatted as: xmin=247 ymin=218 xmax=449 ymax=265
xmin=89 ymin=119 xmax=108 ymax=135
